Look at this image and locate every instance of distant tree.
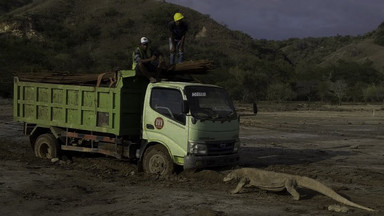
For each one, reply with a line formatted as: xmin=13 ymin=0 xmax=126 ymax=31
xmin=266 ymin=83 xmax=296 ymax=102
xmin=223 ymin=67 xmax=269 ymax=102
xmin=317 ymin=81 xmax=331 ymax=102
xmin=374 ymin=22 xmax=384 ymax=46
xmin=329 ymin=60 xmax=382 ymax=86
xmin=329 ymin=80 xmax=347 ymax=105
xmin=294 ymin=80 xmax=319 ymax=101
xmin=347 ymin=81 xmax=367 ymax=102
xmin=363 ymin=84 xmax=384 ymax=102
xmin=0 ymin=0 xmax=33 ymax=13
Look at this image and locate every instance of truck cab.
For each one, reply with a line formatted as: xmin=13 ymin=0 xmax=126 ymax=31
xmin=141 ymin=82 xmax=240 ymax=174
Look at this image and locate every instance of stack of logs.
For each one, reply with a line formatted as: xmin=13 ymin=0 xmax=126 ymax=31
xmin=16 ymin=60 xmax=214 ymax=85
xmin=167 ymin=60 xmax=214 ymax=74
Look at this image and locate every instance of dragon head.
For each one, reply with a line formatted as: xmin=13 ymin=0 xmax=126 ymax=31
xmin=223 ymin=171 xmax=238 ymax=182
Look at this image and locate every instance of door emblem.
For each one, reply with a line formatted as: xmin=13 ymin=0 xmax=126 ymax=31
xmin=154 ymin=117 xmax=164 ymax=129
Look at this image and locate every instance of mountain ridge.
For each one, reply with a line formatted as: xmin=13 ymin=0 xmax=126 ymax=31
xmin=1 ymin=0 xmax=383 ymax=102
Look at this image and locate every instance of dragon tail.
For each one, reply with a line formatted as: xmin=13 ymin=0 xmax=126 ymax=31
xmin=297 ymin=176 xmax=374 ymax=211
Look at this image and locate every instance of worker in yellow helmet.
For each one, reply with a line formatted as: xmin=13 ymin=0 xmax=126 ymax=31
xmin=168 ymin=12 xmax=188 ymax=65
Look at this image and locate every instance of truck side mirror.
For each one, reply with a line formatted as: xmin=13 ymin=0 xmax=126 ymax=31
xmin=182 ymin=100 xmax=189 ymax=114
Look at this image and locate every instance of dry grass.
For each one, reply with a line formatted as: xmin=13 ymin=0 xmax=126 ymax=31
xmin=321 ymin=38 xmax=384 ymax=72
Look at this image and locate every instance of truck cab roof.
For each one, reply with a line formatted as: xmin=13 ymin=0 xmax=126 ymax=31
xmin=150 ymin=81 xmax=221 ymax=90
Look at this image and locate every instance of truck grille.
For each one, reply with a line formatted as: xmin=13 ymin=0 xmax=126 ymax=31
xmin=206 ymin=141 xmax=235 ymax=155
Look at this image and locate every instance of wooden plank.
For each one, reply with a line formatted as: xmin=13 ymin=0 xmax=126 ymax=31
xmin=16 ymin=72 xmax=116 ymax=86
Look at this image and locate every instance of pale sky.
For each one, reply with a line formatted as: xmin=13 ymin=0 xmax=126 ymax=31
xmin=166 ymin=0 xmax=384 ymax=40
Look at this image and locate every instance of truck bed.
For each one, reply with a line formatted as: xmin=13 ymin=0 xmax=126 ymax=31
xmin=13 ymin=71 xmax=148 ymax=136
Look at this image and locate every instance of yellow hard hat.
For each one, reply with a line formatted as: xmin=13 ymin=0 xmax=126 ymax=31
xmin=174 ymin=12 xmax=184 ymax=22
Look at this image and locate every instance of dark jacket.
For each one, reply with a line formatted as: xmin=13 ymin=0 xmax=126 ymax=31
xmin=168 ymin=20 xmax=188 ymax=40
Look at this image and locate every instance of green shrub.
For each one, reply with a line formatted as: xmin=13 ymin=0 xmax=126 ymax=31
xmin=267 ymin=83 xmax=296 ymax=102
xmin=374 ymin=22 xmax=384 ymax=46
xmin=363 ymin=84 xmax=384 ymax=102
xmin=104 ymin=8 xmax=121 ymax=17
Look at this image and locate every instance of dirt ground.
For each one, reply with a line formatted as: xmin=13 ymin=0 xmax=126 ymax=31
xmin=1 ymin=99 xmax=383 ymax=216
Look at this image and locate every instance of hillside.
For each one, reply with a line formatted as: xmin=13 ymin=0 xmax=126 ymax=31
xmin=0 ymin=0 xmax=32 ymax=14
xmin=321 ymin=39 xmax=384 ymax=72
xmin=0 ymin=0 xmax=383 ymax=102
xmin=0 ymin=0 xmax=273 ymax=70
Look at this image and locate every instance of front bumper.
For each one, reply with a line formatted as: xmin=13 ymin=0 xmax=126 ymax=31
xmin=183 ymin=153 xmax=239 ymax=170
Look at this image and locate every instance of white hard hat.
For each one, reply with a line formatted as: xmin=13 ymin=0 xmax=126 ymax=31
xmin=140 ymin=37 xmax=149 ymax=44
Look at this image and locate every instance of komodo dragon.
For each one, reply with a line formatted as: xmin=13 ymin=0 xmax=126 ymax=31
xmin=223 ymin=168 xmax=374 ymax=212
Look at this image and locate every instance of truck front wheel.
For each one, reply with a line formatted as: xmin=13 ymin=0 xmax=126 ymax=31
xmin=143 ymin=145 xmax=174 ymax=175
xmin=34 ymin=134 xmax=59 ymax=159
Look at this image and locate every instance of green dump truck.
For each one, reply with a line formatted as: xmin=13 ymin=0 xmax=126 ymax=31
xmin=14 ymin=70 xmax=239 ymax=174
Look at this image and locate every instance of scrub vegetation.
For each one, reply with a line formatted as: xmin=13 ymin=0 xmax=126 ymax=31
xmin=1 ymin=0 xmax=384 ymax=103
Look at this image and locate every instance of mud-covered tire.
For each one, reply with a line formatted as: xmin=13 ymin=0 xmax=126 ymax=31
xmin=34 ymin=134 xmax=60 ymax=159
xmin=143 ymin=145 xmax=174 ymax=175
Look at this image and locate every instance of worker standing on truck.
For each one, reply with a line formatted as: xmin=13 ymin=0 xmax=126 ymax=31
xmin=132 ymin=37 xmax=164 ymax=83
xmin=169 ymin=12 xmax=188 ymax=65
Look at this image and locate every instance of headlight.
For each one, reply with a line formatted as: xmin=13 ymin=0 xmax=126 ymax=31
xmin=188 ymin=141 xmax=208 ymax=155
xmin=233 ymin=140 xmax=240 ymax=152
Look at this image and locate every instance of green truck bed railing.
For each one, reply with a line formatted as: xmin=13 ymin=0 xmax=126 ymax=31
xmin=14 ymin=70 xmax=148 ymax=136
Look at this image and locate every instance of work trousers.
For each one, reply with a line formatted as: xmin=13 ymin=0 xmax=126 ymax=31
xmin=169 ymin=38 xmax=183 ymax=65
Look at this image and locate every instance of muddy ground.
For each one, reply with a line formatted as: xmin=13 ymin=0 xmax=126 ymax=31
xmin=1 ymin=99 xmax=383 ymax=216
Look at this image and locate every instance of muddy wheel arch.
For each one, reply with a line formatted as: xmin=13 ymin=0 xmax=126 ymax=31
xmin=34 ymin=133 xmax=60 ymax=159
xmin=28 ymin=125 xmax=62 ymax=149
xmin=29 ymin=126 xmax=51 ymax=149
xmin=142 ymin=144 xmax=174 ymax=175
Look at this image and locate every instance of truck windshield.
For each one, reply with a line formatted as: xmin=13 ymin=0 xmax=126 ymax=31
xmin=185 ymin=86 xmax=236 ymax=120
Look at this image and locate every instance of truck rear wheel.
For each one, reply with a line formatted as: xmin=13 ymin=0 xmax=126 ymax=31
xmin=143 ymin=145 xmax=174 ymax=175
xmin=34 ymin=134 xmax=59 ymax=159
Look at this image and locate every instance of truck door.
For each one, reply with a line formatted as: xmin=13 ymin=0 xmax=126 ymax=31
xmin=143 ymin=87 xmax=188 ymax=159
